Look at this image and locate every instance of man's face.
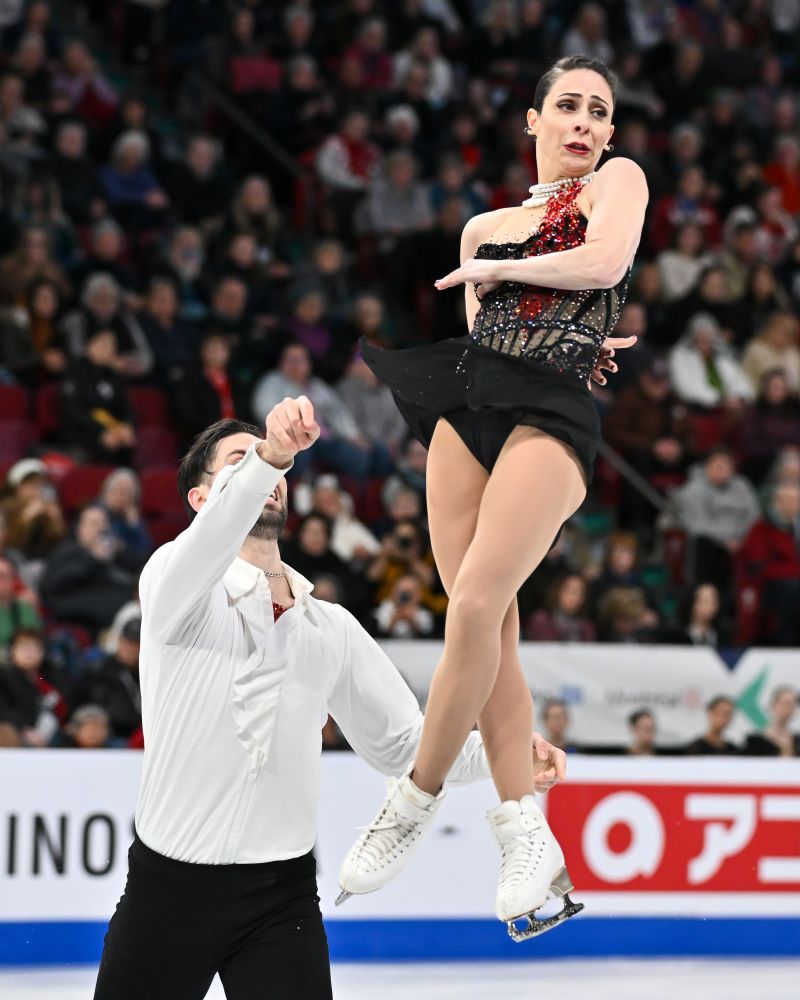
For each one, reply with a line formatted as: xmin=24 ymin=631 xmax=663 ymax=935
xmin=191 ymin=433 xmax=288 ymax=538
xmin=709 ymin=700 xmax=733 ymax=733
xmin=632 ymin=714 xmax=656 ymax=747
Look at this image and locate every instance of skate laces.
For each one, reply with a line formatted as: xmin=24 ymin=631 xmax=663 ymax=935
xmin=352 ymin=788 xmax=427 ymax=871
xmin=499 ymin=817 xmax=547 ymax=888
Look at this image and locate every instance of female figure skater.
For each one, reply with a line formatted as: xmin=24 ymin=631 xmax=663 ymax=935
xmin=338 ymin=55 xmax=649 ymax=939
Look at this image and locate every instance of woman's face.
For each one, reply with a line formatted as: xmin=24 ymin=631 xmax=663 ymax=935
xmin=299 ymin=518 xmax=329 ymax=556
xmin=764 ymin=373 xmax=788 ymax=405
xmin=23 ymin=230 xmax=48 ymax=265
xmin=693 ymin=584 xmax=719 ymax=623
xmin=31 ymin=284 xmax=58 ymax=319
xmin=88 ymin=288 xmax=119 ymax=321
xmin=527 ymin=68 xmax=614 ymax=179
xmin=772 ymin=690 xmax=796 ymax=726
xmin=242 ymin=179 xmax=269 ymax=214
xmin=558 ymin=575 xmax=585 ymax=615
xmin=677 ymin=224 xmax=703 ymax=256
xmin=752 ymin=266 xmax=775 ymax=298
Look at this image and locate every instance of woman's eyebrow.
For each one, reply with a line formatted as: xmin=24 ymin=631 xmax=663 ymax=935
xmin=556 ymin=92 xmax=610 ymax=107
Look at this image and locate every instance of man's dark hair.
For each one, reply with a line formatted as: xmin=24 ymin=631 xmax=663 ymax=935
xmin=533 ymin=55 xmax=619 ymax=113
xmin=629 ymin=708 xmax=654 ymax=728
xmin=706 ymin=695 xmax=734 ymax=712
xmin=177 ymin=419 xmax=262 ymax=519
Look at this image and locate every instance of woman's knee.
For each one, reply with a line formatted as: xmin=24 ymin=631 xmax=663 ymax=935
xmin=446 ymin=585 xmax=505 ymax=638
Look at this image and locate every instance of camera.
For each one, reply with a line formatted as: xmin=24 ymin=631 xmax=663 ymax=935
xmin=395 ymin=534 xmax=414 ymax=550
xmin=396 ymin=591 xmax=413 ymax=605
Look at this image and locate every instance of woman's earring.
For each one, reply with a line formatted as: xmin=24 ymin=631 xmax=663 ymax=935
xmin=524 ymin=126 xmax=535 ymax=137
xmin=604 ymin=143 xmax=615 ymax=151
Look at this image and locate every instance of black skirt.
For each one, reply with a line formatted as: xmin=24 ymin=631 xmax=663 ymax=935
xmin=361 ymin=336 xmax=600 ymax=484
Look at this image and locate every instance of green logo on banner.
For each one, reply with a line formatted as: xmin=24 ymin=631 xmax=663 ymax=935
xmin=735 ymin=666 xmax=770 ymax=729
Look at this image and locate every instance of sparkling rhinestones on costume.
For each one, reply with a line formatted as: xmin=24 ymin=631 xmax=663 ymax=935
xmin=467 ymin=178 xmax=629 ymax=384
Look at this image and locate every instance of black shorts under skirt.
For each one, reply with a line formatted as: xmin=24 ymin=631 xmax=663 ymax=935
xmin=360 ymin=336 xmax=600 ymax=484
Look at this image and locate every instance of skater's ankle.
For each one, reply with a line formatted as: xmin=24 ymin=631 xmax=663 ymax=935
xmin=408 ymin=768 xmax=443 ymax=798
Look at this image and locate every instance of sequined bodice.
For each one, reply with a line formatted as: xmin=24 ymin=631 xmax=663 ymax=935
xmin=470 ymin=181 xmax=630 ymax=382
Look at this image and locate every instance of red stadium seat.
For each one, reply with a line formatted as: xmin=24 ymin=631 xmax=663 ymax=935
xmin=140 ymin=466 xmax=183 ymax=515
xmin=135 ymin=427 xmax=179 ymax=470
xmin=0 ymin=385 xmax=29 ymax=420
xmin=59 ymin=464 xmax=116 ymax=514
xmin=35 ymin=384 xmax=60 ymax=440
xmin=0 ymin=420 xmax=37 ymax=464
xmin=129 ymin=386 xmax=171 ymax=427
xmin=146 ymin=511 xmax=188 ymax=548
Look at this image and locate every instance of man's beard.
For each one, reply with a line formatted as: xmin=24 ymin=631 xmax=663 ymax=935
xmin=248 ymin=499 xmax=288 ymax=540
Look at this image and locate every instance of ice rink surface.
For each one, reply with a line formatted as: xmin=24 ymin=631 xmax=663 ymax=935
xmin=3 ymin=959 xmax=800 ymax=1000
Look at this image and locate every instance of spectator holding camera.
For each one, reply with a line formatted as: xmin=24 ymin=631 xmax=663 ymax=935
xmin=366 ymin=518 xmax=446 ymax=620
xmin=373 ymin=573 xmax=434 ymax=638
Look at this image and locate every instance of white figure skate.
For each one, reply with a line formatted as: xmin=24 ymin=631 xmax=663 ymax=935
xmin=487 ymin=794 xmax=583 ymax=941
xmin=336 ymin=771 xmax=444 ymax=906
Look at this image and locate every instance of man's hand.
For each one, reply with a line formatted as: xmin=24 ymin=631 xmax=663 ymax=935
xmin=257 ymin=395 xmax=320 ymax=469
xmin=531 ymin=731 xmax=566 ymax=792
xmin=591 ymin=335 xmax=638 ymax=386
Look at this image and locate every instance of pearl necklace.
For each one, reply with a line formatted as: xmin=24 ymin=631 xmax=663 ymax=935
xmin=522 ymin=171 xmax=596 ymax=208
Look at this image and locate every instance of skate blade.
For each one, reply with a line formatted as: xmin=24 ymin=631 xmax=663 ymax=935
xmin=335 ymin=889 xmax=353 ymax=907
xmin=506 ymin=893 xmax=584 ymax=942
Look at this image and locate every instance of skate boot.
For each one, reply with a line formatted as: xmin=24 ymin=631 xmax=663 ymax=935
xmin=336 ymin=771 xmax=444 ymax=905
xmin=487 ymin=795 xmax=584 ymax=941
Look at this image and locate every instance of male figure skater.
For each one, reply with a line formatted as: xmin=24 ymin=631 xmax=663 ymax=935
xmin=94 ymin=397 xmax=565 ymax=1000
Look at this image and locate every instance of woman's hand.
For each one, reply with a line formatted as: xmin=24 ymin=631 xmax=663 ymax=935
xmin=591 ymin=335 xmax=638 ymax=386
xmin=434 ymin=257 xmax=500 ymax=290
xmin=531 ymin=732 xmax=567 ymax=792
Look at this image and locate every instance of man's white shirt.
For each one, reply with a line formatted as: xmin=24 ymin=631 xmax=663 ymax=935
xmin=135 ymin=444 xmax=489 ymax=864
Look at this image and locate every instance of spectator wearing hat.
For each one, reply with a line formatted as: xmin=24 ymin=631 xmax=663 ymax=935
xmin=717 ymin=209 xmax=760 ymax=303
xmin=1 ymin=458 xmax=66 ymax=563
xmin=0 ymin=554 xmax=41 ymax=654
xmin=74 ymin=618 xmax=141 ymax=740
xmin=685 ymin=696 xmax=739 ymax=755
xmin=59 ymin=327 xmax=137 ymax=466
xmin=0 ymin=629 xmax=66 ymax=746
xmin=41 ymin=504 xmax=140 ymax=634
xmin=743 ymin=686 xmax=800 ymax=757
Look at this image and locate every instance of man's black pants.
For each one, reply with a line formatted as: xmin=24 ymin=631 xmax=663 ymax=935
xmin=94 ymin=837 xmax=333 ymax=1000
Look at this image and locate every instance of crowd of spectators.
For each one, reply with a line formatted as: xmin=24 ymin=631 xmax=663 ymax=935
xmin=540 ymin=687 xmax=800 ymax=757
xmin=1 ymin=1 xmax=799 ymax=747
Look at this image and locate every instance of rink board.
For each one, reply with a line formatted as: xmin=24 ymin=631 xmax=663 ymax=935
xmin=1 ymin=752 xmax=799 ymax=963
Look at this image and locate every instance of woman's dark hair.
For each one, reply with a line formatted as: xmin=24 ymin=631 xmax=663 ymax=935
xmin=533 ymin=55 xmax=619 ymax=113
xmin=629 ymin=708 xmax=654 ymax=728
xmin=177 ymin=418 xmax=262 ymax=519
xmin=297 ymin=512 xmax=333 ymax=543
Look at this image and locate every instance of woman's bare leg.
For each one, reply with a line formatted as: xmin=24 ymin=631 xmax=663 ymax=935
xmin=413 ymin=425 xmax=586 ymax=796
xmin=426 ymin=428 xmax=531 ymax=800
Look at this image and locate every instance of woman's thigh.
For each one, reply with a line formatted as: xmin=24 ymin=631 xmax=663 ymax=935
xmin=451 ymin=426 xmax=587 ymax=612
xmin=425 ymin=417 xmax=490 ymax=593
